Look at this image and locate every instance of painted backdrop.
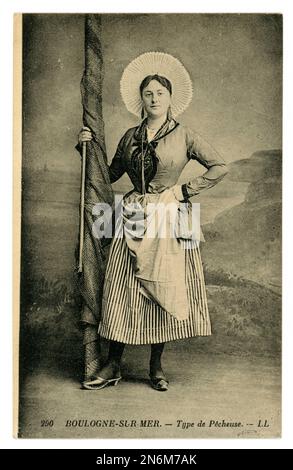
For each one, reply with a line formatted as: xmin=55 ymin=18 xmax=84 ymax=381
xmin=21 ymin=13 xmax=282 ymax=368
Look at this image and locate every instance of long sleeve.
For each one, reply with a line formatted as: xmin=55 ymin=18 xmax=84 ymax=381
xmin=108 ymin=133 xmax=127 ymax=183
xmin=75 ymin=133 xmax=127 ymax=184
xmin=181 ymin=128 xmax=229 ymax=199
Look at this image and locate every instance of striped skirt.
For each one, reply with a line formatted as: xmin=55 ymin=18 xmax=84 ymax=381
xmin=98 ymin=222 xmax=212 ymax=345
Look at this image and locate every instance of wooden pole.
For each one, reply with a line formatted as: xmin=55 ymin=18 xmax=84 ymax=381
xmin=78 ymin=141 xmax=87 ymax=273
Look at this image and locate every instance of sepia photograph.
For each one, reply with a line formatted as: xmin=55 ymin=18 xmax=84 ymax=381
xmin=15 ymin=12 xmax=282 ymax=439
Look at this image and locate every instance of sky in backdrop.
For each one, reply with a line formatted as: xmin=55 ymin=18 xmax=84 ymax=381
xmin=22 ymin=13 xmax=282 ymax=176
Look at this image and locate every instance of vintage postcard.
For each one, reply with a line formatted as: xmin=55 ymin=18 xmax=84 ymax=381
xmin=14 ymin=13 xmax=282 ymax=438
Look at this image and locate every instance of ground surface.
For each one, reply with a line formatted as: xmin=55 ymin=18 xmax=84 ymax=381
xmin=18 ymin=342 xmax=281 ymax=439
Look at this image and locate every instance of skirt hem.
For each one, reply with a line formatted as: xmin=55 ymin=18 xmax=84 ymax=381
xmin=98 ymin=323 xmax=212 ymax=345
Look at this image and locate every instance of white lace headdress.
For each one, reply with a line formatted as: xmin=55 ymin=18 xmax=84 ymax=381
xmin=120 ymin=52 xmax=193 ymax=118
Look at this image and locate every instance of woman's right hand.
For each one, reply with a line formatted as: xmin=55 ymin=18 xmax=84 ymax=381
xmin=78 ymin=126 xmax=93 ymax=145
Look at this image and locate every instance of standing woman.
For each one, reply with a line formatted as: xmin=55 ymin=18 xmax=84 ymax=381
xmin=78 ymin=52 xmax=228 ymax=391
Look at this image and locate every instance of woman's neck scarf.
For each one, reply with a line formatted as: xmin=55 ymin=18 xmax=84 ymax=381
xmin=131 ymin=117 xmax=179 ymax=193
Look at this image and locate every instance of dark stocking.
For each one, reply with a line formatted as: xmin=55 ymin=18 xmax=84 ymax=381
xmin=150 ymin=342 xmax=166 ymax=378
xmin=96 ymin=340 xmax=125 ymax=380
xmin=108 ymin=340 xmax=125 ymax=367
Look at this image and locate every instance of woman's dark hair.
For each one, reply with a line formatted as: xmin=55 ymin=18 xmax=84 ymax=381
xmin=139 ymin=74 xmax=172 ymax=97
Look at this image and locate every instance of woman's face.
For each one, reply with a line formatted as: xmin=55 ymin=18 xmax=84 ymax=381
xmin=141 ymin=79 xmax=171 ymax=119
